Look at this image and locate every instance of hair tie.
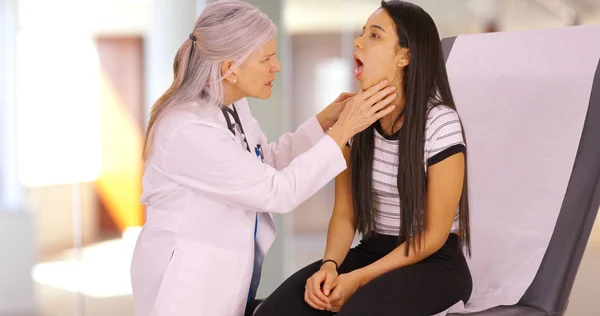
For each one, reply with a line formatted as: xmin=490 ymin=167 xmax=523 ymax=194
xmin=320 ymin=259 xmax=339 ymax=271
xmin=189 ymin=33 xmax=197 ymax=42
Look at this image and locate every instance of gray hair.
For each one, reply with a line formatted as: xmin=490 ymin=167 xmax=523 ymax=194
xmin=143 ymin=0 xmax=277 ymax=159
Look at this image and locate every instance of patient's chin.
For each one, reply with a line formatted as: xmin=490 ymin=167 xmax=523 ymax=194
xmin=360 ymin=79 xmax=380 ymax=91
xmin=358 ymin=79 xmax=372 ymax=91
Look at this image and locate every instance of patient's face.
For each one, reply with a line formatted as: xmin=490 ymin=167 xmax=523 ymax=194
xmin=353 ymin=9 xmax=408 ymax=91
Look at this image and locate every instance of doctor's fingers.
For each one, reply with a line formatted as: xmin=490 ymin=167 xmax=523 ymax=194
xmin=355 ymin=80 xmax=389 ymax=101
xmin=335 ymin=92 xmax=357 ymax=103
xmin=363 ymin=85 xmax=397 ymax=108
xmin=333 ymin=92 xmax=356 ymax=102
xmin=368 ymin=93 xmax=398 ymax=117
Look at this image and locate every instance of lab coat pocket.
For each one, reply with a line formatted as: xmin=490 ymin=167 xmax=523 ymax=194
xmin=152 ymin=248 xmax=182 ymax=315
xmin=156 ymin=238 xmax=250 ymax=316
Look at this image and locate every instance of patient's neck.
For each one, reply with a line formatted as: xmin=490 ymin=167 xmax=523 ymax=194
xmin=378 ymin=77 xmax=405 ymax=136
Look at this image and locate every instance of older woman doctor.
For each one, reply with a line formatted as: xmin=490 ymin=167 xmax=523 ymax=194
xmin=129 ymin=1 xmax=398 ymax=316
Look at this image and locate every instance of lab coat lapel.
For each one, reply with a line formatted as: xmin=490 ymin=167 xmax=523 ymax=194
xmin=234 ymin=101 xmax=278 ymax=301
xmin=249 ymin=212 xmax=276 ymax=299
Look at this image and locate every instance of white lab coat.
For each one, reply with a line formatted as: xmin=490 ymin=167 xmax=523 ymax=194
xmin=130 ymin=98 xmax=347 ymax=316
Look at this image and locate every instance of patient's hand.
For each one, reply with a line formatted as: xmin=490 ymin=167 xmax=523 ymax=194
xmin=304 ymin=264 xmax=338 ymax=310
xmin=327 ymin=272 xmax=361 ymax=312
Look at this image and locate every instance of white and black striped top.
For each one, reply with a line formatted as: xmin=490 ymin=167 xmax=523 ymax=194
xmin=349 ymin=105 xmax=465 ymax=236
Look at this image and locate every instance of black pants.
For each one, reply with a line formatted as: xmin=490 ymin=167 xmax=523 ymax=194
xmin=254 ymin=234 xmax=472 ymax=316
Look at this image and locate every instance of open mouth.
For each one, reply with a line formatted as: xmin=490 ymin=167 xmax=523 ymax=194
xmin=354 ymin=57 xmax=364 ymax=79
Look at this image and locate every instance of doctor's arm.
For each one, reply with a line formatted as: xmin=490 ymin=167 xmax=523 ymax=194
xmin=163 ymin=122 xmax=347 ymax=214
xmin=250 ymin=93 xmax=355 ymax=170
xmin=164 ymin=81 xmax=395 ymax=213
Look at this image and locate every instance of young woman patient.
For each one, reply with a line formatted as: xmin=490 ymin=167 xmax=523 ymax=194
xmin=252 ymin=1 xmax=472 ymax=315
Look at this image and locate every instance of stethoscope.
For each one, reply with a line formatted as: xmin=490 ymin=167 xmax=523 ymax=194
xmin=221 ymin=104 xmax=264 ymax=161
xmin=222 ymin=104 xmax=261 ymax=303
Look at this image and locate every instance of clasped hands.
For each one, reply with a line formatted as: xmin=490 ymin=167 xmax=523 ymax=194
xmin=304 ymin=262 xmax=362 ymax=312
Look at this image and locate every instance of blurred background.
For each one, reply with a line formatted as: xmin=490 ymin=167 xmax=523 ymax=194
xmin=0 ymin=0 xmax=599 ymax=315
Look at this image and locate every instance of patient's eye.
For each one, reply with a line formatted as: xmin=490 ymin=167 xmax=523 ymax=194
xmin=371 ymin=32 xmax=379 ymax=39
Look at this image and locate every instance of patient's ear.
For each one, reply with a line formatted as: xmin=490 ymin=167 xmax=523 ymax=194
xmin=395 ymin=48 xmax=410 ymax=69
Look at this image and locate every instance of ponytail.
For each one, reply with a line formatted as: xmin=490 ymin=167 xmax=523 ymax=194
xmin=142 ymin=36 xmax=197 ymax=160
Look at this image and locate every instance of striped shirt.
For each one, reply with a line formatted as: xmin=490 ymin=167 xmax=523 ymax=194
xmin=350 ymin=105 xmax=465 ymax=235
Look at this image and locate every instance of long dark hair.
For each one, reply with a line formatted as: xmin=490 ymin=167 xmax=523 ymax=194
xmin=350 ymin=0 xmax=471 ymax=256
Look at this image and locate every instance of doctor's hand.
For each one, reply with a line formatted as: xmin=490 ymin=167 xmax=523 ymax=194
xmin=304 ymin=263 xmax=338 ymax=311
xmin=327 ymin=271 xmax=361 ymax=313
xmin=316 ymin=92 xmax=357 ymax=131
xmin=327 ymin=80 xmax=397 ymax=148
